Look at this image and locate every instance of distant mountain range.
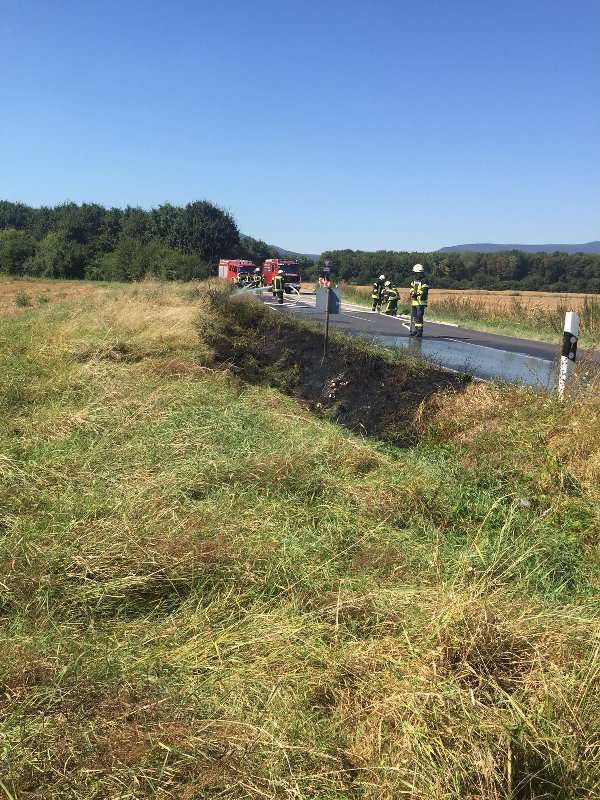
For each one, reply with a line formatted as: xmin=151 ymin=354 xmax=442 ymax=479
xmin=439 ymin=241 xmax=600 ymax=254
xmin=244 ymin=238 xmax=600 ymax=260
xmin=240 ymin=234 xmax=320 ymax=261
xmin=271 ymin=244 xmax=320 ymax=261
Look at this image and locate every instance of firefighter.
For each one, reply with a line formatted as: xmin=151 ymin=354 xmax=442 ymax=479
xmin=371 ymin=274 xmax=385 ymax=311
xmin=252 ymin=267 xmax=264 ymax=288
xmin=409 ymin=264 xmax=429 ymax=336
xmin=235 ymin=269 xmax=250 ymax=288
xmin=382 ymin=281 xmax=399 ymax=316
xmin=272 ymin=269 xmax=285 ymax=304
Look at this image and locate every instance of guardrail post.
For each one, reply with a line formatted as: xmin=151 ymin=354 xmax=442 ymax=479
xmin=558 ymin=311 xmax=579 ymax=399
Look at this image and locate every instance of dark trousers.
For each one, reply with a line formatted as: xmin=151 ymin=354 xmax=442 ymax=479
xmin=372 ymin=298 xmax=381 ymax=311
xmin=274 ymin=290 xmax=284 ymax=304
xmin=410 ymin=305 xmax=425 ymax=335
xmin=384 ymin=300 xmax=398 ymax=316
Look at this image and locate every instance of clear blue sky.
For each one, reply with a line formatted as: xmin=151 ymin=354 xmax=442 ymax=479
xmin=1 ymin=0 xmax=598 ymax=253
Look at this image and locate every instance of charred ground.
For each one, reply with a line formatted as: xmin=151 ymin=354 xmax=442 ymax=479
xmin=197 ymin=290 xmax=469 ymax=445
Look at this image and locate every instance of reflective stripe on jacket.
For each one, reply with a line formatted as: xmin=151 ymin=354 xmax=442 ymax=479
xmin=272 ymin=275 xmax=284 ymax=292
xmin=410 ymin=279 xmax=429 ymax=306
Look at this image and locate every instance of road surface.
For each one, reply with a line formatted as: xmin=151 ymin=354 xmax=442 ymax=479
xmin=259 ymin=290 xmax=560 ymax=357
xmin=251 ymin=289 xmax=599 ymax=387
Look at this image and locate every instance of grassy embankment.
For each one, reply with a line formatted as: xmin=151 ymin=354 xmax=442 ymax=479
xmin=1 ymin=278 xmax=599 ymax=799
xmin=338 ymin=284 xmax=600 ymax=348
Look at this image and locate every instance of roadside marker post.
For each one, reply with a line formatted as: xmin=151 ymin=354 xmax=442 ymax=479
xmin=558 ymin=311 xmax=579 ymax=399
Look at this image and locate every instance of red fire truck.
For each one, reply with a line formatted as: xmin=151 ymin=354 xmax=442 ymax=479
xmin=262 ymin=259 xmax=301 ymax=292
xmin=218 ymin=259 xmax=257 ymax=284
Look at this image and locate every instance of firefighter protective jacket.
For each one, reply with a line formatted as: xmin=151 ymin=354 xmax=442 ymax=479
xmin=272 ymin=275 xmax=284 ymax=292
xmin=410 ymin=279 xmax=429 ymax=306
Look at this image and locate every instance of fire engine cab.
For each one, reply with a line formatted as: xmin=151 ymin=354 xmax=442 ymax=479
xmin=218 ymin=259 xmax=257 ymax=284
xmin=262 ymin=259 xmax=301 ymax=292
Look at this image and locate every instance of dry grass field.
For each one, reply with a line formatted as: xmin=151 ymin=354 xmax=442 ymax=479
xmin=1 ymin=280 xmax=599 ymax=798
xmin=0 ymin=276 xmax=113 ymax=315
xmin=338 ymin=285 xmax=598 ymax=312
xmin=428 ymin=288 xmax=597 ymax=312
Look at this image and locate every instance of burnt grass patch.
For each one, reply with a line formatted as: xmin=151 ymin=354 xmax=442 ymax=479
xmin=197 ymin=290 xmax=469 ymax=445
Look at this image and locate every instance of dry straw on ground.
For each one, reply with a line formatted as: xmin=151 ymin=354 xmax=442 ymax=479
xmin=1 ymin=279 xmax=599 ymax=799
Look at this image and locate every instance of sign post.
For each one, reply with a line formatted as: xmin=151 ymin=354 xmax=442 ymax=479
xmin=323 ymin=259 xmax=331 ymax=362
xmin=558 ymin=311 xmax=579 ymax=399
xmin=317 ymin=259 xmax=340 ymax=362
xmin=323 ymin=288 xmax=331 ymax=360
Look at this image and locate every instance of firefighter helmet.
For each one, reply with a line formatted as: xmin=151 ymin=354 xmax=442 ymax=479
xmin=278 ymin=269 xmax=284 ymax=274
xmin=384 ymin=280 xmax=391 ymax=286
xmin=379 ymin=274 xmax=385 ymax=280
xmin=412 ymin=264 xmax=424 ymax=273
xmin=254 ymin=267 xmax=260 ymax=273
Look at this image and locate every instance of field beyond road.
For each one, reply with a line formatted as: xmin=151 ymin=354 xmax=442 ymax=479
xmin=1 ymin=278 xmax=600 ymax=799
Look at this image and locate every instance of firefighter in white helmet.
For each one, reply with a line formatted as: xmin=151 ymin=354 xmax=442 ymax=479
xmin=371 ymin=273 xmax=386 ymax=311
xmin=272 ymin=268 xmax=285 ymax=304
xmin=409 ymin=264 xmax=429 ymax=336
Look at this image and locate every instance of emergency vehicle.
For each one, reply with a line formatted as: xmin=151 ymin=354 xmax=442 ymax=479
xmin=262 ymin=259 xmax=301 ymax=292
xmin=218 ymin=259 xmax=257 ymax=283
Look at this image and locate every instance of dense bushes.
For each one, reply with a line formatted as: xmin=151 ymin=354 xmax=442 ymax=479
xmin=317 ymin=248 xmax=600 ymax=292
xmin=0 ymin=200 xmax=240 ymax=281
xmin=0 ymin=228 xmax=36 ymax=275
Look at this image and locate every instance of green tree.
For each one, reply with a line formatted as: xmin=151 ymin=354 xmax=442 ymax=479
xmin=152 ymin=201 xmax=239 ymax=262
xmin=0 ymin=229 xmax=36 ymax=275
xmin=0 ymin=201 xmax=34 ymax=230
xmin=121 ymin=206 xmax=152 ymax=241
xmin=25 ymin=232 xmax=85 ymax=278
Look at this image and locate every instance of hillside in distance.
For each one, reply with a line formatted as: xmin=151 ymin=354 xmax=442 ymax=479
xmin=272 ymin=243 xmax=320 ymax=261
xmin=240 ymin=234 xmax=319 ymax=262
xmin=440 ymin=241 xmax=600 ymax=254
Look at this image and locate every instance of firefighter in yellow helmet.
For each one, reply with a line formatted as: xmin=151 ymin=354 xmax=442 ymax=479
xmin=409 ymin=264 xmax=429 ymax=336
xmin=272 ymin=269 xmax=285 ymax=304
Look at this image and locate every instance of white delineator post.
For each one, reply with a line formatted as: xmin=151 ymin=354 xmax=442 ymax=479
xmin=558 ymin=311 xmax=579 ymax=399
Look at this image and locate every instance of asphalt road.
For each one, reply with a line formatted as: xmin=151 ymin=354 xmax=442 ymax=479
xmin=257 ymin=290 xmax=568 ymax=362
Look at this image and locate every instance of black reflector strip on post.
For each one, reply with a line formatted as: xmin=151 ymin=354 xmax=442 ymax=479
xmin=561 ymin=330 xmax=578 ymax=361
xmin=558 ymin=312 xmax=580 ymax=399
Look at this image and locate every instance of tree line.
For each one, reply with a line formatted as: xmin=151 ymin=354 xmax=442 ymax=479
xmin=314 ymin=249 xmax=600 ymax=292
xmin=2 ymin=199 xmax=599 ymax=291
xmin=0 ymin=199 xmax=286 ymax=282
